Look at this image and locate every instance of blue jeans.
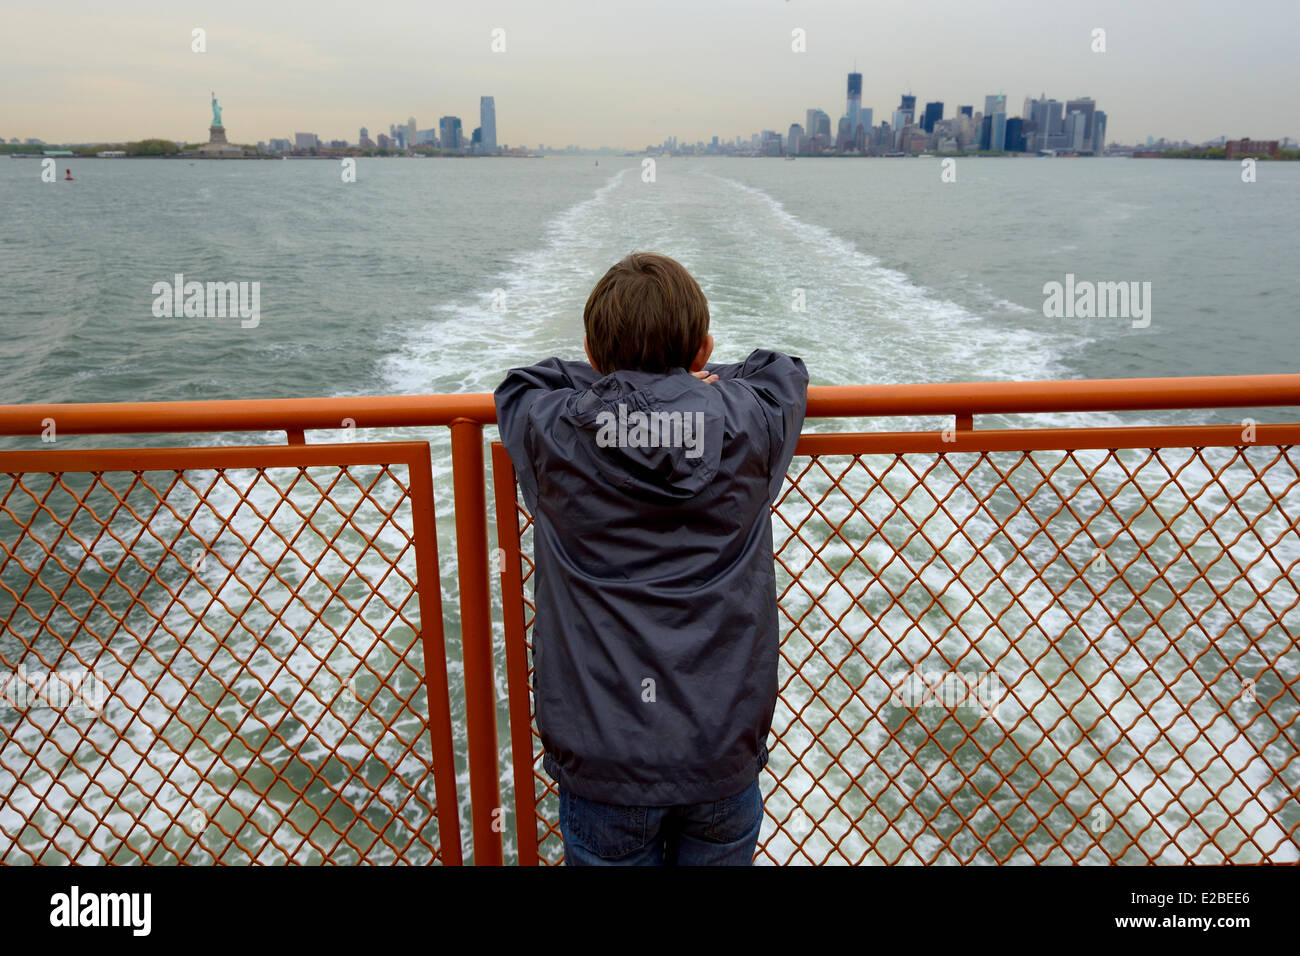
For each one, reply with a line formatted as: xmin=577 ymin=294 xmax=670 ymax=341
xmin=558 ymin=777 xmax=764 ymax=866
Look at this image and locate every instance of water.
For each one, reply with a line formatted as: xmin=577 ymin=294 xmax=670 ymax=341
xmin=1 ymin=156 xmax=1297 ymax=864
xmin=2 ymin=155 xmax=1296 ymax=405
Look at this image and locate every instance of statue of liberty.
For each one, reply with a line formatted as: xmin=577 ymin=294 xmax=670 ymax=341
xmin=211 ymin=92 xmax=223 ymax=128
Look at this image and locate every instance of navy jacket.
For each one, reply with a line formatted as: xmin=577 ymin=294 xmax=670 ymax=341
xmin=494 ymin=348 xmax=808 ymax=805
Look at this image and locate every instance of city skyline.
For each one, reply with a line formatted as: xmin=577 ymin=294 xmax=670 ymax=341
xmin=2 ymin=0 xmax=1297 ymax=147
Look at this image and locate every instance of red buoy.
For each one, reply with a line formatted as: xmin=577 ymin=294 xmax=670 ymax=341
xmin=65 ymin=168 xmax=74 ymax=181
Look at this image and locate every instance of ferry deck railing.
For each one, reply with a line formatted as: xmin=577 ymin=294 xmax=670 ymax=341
xmin=0 ymin=375 xmax=1297 ymax=864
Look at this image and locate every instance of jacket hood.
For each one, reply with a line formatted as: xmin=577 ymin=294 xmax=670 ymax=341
xmin=562 ymin=367 xmax=723 ymax=501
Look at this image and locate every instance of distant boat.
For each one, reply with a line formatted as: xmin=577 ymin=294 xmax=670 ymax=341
xmin=784 ymin=155 xmax=795 ymax=161
xmin=594 ymin=160 xmax=598 ymax=166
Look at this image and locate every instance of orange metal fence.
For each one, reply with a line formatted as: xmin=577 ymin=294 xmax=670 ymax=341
xmin=2 ymin=375 xmax=1299 ymax=865
xmin=0 ymin=442 xmax=460 ymax=864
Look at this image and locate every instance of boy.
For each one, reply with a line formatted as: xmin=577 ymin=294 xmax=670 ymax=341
xmin=494 ymin=252 xmax=808 ymax=865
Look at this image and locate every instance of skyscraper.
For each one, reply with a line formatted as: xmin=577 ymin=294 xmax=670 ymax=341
xmin=1004 ymin=117 xmax=1025 ymax=152
xmin=896 ymin=94 xmax=916 ymax=131
xmin=958 ymin=105 xmax=973 ymax=117
xmin=860 ymin=108 xmax=873 ymax=130
xmin=836 ymin=116 xmax=853 ymax=150
xmin=991 ymin=112 xmax=1007 ymax=151
xmin=806 ymin=109 xmax=831 ymax=148
xmin=1065 ymin=97 xmax=1097 ymax=151
xmin=978 ymin=113 xmax=1008 ymax=151
xmin=890 ymin=109 xmax=909 ymax=149
xmin=407 ymin=116 xmax=417 ymax=150
xmin=846 ymin=73 xmax=862 ymax=143
xmin=1030 ymin=95 xmax=1064 ymax=149
xmin=1063 ymin=111 xmax=1086 ymax=151
xmin=1093 ymin=111 xmax=1107 ymax=153
xmin=923 ymin=101 xmax=943 ymax=133
xmin=480 ymin=96 xmax=498 ymax=152
xmin=439 ymin=116 xmax=463 ymax=150
xmin=983 ymin=93 xmax=1006 ymax=116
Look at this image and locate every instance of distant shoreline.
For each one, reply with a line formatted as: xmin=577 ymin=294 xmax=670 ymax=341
xmin=6 ymin=149 xmax=1297 ymax=161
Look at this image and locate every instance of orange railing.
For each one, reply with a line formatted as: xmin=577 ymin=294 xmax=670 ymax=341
xmin=1 ymin=375 xmax=1298 ymax=864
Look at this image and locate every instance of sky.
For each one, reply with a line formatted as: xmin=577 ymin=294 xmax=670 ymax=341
xmin=2 ymin=0 xmax=1297 ymax=147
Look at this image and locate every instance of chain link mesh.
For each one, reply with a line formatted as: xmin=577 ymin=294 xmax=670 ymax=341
xmin=0 ymin=443 xmax=460 ymax=865
xmin=499 ymin=439 xmax=1300 ymax=865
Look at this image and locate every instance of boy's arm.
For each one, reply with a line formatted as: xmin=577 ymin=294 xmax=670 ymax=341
xmin=706 ymin=348 xmax=809 ymax=501
xmin=493 ymin=358 xmax=601 ymax=509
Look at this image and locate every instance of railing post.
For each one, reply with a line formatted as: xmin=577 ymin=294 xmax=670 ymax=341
xmin=449 ymin=418 xmax=504 ymax=865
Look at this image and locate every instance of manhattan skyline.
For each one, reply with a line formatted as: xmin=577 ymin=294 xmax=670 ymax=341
xmin=2 ymin=0 xmax=1296 ymax=148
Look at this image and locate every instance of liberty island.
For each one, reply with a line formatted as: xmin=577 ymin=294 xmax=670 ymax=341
xmin=196 ymin=92 xmax=246 ymax=157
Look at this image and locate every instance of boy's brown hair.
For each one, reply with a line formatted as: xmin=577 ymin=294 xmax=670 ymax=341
xmin=583 ymin=252 xmax=709 ymax=374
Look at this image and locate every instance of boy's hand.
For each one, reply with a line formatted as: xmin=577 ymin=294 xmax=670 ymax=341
xmin=690 ymin=370 xmax=719 ymax=384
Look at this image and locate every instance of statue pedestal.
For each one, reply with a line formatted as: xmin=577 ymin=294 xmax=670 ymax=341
xmin=197 ymin=124 xmax=243 ymax=157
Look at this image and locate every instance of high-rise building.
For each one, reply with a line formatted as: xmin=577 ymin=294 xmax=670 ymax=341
xmin=1065 ymin=97 xmax=1097 ymax=151
xmin=788 ymin=123 xmax=804 ymax=154
xmin=480 ymin=96 xmax=498 ymax=152
xmin=816 ymin=111 xmax=831 ymax=140
xmin=979 ymin=114 xmax=1008 ymax=151
xmin=439 ymin=116 xmax=463 ymax=150
xmin=1004 ymin=117 xmax=1025 ymax=152
xmin=1063 ymin=111 xmax=1086 ymax=151
xmin=923 ymin=101 xmax=943 ymax=133
xmin=1029 ymin=95 xmax=1065 ymax=150
xmin=836 ymin=116 xmax=853 ymax=150
xmin=984 ymin=93 xmax=1006 ymax=116
xmin=890 ymin=110 xmax=909 ymax=149
xmin=359 ymin=126 xmax=369 ymax=143
xmin=293 ymin=132 xmax=318 ymax=150
xmin=846 ymin=73 xmax=862 ymax=142
xmin=899 ymin=94 xmax=916 ymax=115
xmin=991 ymin=112 xmax=1007 ymax=151
xmin=1093 ymin=111 xmax=1107 ymax=153
xmin=407 ymin=116 xmax=417 ymax=150
xmin=959 ymin=105 xmax=973 ymax=117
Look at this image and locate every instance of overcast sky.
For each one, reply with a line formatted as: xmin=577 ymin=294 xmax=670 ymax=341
xmin=3 ymin=0 xmax=1297 ymax=146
